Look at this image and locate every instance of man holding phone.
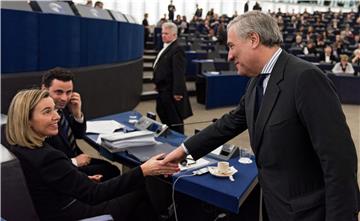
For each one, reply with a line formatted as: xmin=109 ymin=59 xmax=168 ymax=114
xmin=41 ymin=67 xmax=120 ymax=181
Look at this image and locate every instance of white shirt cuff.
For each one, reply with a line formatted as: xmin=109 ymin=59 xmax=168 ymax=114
xmin=74 ymin=113 xmax=84 ymax=123
xmin=181 ymin=143 xmax=189 ymax=155
xmin=71 ymin=158 xmax=78 ymax=166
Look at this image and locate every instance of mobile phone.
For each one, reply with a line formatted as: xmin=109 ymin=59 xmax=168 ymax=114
xmin=192 ymin=167 xmax=209 ymax=176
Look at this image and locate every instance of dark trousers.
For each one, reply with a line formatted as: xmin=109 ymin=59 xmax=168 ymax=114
xmin=78 ymin=158 xmax=120 ymax=181
xmin=156 ymin=93 xmax=184 ymax=134
xmin=61 ymin=189 xmax=157 ymax=221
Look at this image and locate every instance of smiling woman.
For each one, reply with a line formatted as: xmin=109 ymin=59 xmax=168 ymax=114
xmin=4 ymin=89 xmax=179 ymax=221
xmin=6 ymin=89 xmax=54 ymax=148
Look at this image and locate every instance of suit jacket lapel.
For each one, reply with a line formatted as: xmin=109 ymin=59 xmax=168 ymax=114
xmin=154 ymin=40 xmax=177 ymax=71
xmin=245 ymin=77 xmax=257 ymax=147
xmin=253 ymin=51 xmax=288 ymax=152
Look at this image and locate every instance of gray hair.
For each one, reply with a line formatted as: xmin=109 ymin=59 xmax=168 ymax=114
xmin=162 ymin=22 xmax=178 ymax=35
xmin=227 ymin=11 xmax=283 ymax=47
xmin=354 ymin=49 xmax=360 ymax=55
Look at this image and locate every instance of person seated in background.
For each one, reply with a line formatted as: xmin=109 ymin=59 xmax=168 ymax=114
xmin=351 ymin=48 xmax=360 ymax=64
xmin=303 ymin=41 xmax=317 ymax=55
xmin=41 ymin=67 xmax=120 ymax=181
xmin=320 ymin=45 xmax=338 ymax=64
xmin=291 ymin=34 xmax=305 ymax=49
xmin=332 ymin=54 xmax=355 ymax=74
xmin=94 ymin=1 xmax=103 ymax=9
xmin=85 ymin=0 xmax=92 ymax=7
xmin=5 ymin=89 xmax=179 ymax=221
xmin=179 ymin=16 xmax=188 ymax=34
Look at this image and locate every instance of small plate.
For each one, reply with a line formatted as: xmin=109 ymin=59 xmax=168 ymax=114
xmin=208 ymin=166 xmax=237 ymax=177
xmin=238 ymin=157 xmax=253 ymax=164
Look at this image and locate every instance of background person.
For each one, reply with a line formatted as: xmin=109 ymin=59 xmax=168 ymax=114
xmin=332 ymin=54 xmax=355 ymax=74
xmin=152 ymin=22 xmax=193 ymax=134
xmin=168 ymin=0 xmax=176 ymax=21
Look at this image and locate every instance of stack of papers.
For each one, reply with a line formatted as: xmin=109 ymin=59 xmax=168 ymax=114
xmin=100 ymin=131 xmax=158 ymax=152
xmin=86 ymin=120 xmax=125 ymax=134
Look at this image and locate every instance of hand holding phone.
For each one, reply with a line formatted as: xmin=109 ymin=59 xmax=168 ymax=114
xmin=68 ymin=92 xmax=82 ymax=119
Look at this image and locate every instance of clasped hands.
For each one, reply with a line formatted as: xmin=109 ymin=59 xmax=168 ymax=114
xmin=141 ymin=147 xmax=187 ymax=177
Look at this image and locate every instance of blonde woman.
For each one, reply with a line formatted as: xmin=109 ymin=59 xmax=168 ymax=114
xmin=332 ymin=54 xmax=355 ymax=74
xmin=5 ymin=89 xmax=179 ymax=221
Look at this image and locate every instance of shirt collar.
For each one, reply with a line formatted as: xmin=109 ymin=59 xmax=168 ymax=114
xmin=260 ymin=48 xmax=282 ymax=74
xmin=163 ymin=39 xmax=176 ymax=49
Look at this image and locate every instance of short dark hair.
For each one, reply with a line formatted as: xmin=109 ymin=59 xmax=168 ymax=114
xmin=41 ymin=67 xmax=74 ymax=88
xmin=94 ymin=1 xmax=103 ymax=7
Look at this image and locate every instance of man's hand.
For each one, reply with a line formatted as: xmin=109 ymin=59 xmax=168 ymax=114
xmin=174 ymin=95 xmax=183 ymax=101
xmin=88 ymin=174 xmax=103 ymax=182
xmin=68 ymin=92 xmax=82 ymax=119
xmin=161 ymin=147 xmax=187 ymax=165
xmin=75 ymin=154 xmax=91 ymax=167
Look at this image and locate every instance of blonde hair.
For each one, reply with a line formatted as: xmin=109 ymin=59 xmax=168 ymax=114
xmin=340 ymin=54 xmax=349 ymax=61
xmin=6 ymin=89 xmax=50 ymax=148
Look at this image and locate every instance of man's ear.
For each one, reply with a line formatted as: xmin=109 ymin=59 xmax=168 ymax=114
xmin=249 ymin=32 xmax=260 ymax=48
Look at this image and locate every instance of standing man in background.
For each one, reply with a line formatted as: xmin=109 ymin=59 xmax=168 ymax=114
xmin=244 ymin=1 xmax=249 ymax=13
xmin=168 ymin=0 xmax=176 ymax=21
xmin=42 ymin=67 xmax=120 ymax=181
xmin=194 ymin=3 xmax=203 ymax=18
xmin=162 ymin=11 xmax=359 ymax=220
xmin=153 ymin=22 xmax=192 ymax=134
xmin=143 ymin=13 xmax=150 ymax=46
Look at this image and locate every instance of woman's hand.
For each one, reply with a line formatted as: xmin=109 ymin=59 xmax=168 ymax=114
xmin=140 ymin=153 xmax=179 ymax=176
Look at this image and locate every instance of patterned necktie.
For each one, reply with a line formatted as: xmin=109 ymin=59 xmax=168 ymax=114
xmin=254 ymin=74 xmax=269 ymax=120
xmin=58 ymin=110 xmax=77 ymax=152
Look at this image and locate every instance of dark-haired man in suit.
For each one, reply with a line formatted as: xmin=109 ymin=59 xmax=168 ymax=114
xmin=41 ymin=67 xmax=120 ymax=181
xmin=162 ymin=11 xmax=359 ymax=221
xmin=153 ymin=22 xmax=192 ymax=134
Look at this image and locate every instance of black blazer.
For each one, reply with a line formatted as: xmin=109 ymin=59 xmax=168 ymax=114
xmin=46 ymin=108 xmax=86 ymax=158
xmin=153 ymin=39 xmax=192 ymax=119
xmin=184 ymin=51 xmax=359 ymax=221
xmin=9 ymin=143 xmax=144 ymax=221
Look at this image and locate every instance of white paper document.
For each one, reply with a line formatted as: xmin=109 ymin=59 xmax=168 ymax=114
xmin=86 ymin=120 xmax=125 ymax=134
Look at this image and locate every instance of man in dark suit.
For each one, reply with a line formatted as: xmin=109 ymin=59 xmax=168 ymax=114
xmin=162 ymin=11 xmax=359 ymax=220
xmin=194 ymin=3 xmax=202 ymax=18
xmin=153 ymin=22 xmax=192 ymax=134
xmin=167 ymin=0 xmax=175 ymax=21
xmin=41 ymin=67 xmax=120 ymax=181
xmin=244 ymin=1 xmax=249 ymax=13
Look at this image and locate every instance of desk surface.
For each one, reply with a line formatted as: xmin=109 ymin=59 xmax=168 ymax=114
xmin=85 ymin=111 xmax=186 ymax=166
xmin=173 ymin=157 xmax=258 ymax=214
xmin=85 ymin=111 xmax=258 ymax=214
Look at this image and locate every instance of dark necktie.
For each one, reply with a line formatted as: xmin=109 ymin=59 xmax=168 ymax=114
xmin=58 ymin=110 xmax=77 ymax=152
xmin=254 ymin=74 xmax=269 ymax=120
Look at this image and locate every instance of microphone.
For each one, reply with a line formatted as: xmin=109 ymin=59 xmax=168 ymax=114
xmin=170 ymin=118 xmax=218 ymax=127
